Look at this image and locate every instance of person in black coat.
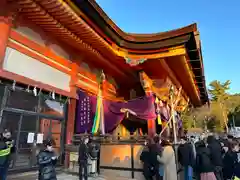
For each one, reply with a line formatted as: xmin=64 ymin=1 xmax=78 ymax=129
xmin=196 ymin=141 xmax=215 ymax=173
xmin=178 ymin=137 xmax=195 ymax=180
xmin=37 ymin=139 xmax=58 ymax=180
xmin=223 ymin=141 xmax=238 ymax=180
xmin=78 ymin=136 xmax=89 ymax=180
xmin=196 ymin=141 xmax=216 ymax=180
xmin=140 ymin=145 xmax=158 ymax=180
xmin=207 ymin=135 xmax=224 ymax=180
xmin=140 ymin=139 xmax=159 ymax=180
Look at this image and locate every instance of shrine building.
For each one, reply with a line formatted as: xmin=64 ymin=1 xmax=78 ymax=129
xmin=0 ymin=0 xmax=208 ymax=173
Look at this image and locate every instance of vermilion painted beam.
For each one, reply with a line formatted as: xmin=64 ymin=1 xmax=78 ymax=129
xmin=0 ymin=0 xmax=13 ymax=68
xmin=8 ymin=30 xmax=117 ymax=98
xmin=66 ymin=98 xmax=77 ymax=144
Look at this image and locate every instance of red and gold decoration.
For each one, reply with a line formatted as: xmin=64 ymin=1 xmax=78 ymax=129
xmin=125 ymin=57 xmax=147 ymax=66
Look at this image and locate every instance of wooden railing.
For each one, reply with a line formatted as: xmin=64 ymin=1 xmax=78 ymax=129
xmin=71 ymin=133 xmax=149 ymax=145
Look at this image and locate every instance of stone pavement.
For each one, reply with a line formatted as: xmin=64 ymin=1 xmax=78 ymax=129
xmin=8 ymin=172 xmax=136 ymax=180
xmin=8 ymin=172 xmax=103 ymax=180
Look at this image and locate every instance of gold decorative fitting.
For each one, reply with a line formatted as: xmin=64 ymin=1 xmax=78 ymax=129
xmin=115 ymin=45 xmax=186 ymax=60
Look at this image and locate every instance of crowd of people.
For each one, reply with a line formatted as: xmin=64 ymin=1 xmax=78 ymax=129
xmin=140 ymin=134 xmax=240 ymax=180
xmin=1 ymin=129 xmax=240 ymax=180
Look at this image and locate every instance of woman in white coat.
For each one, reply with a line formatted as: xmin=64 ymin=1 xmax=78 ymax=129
xmin=157 ymin=140 xmax=177 ymax=180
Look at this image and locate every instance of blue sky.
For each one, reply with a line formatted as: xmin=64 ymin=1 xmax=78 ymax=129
xmin=96 ymin=0 xmax=240 ymax=94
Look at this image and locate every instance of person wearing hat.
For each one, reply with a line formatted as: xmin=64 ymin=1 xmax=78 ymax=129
xmin=37 ymin=139 xmax=58 ymax=180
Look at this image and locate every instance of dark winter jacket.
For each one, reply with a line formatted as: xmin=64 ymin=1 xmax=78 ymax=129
xmin=37 ymin=150 xmax=57 ymax=180
xmin=195 ymin=140 xmax=204 ymax=151
xmin=196 ymin=143 xmax=215 ymax=173
xmin=223 ymin=151 xmax=237 ymax=179
xmin=233 ymin=152 xmax=240 ymax=178
xmin=140 ymin=146 xmax=159 ymax=177
xmin=207 ymin=136 xmax=223 ymax=167
xmin=88 ymin=143 xmax=100 ymax=159
xmin=78 ymin=143 xmax=89 ymax=163
xmin=178 ymin=142 xmax=195 ymax=167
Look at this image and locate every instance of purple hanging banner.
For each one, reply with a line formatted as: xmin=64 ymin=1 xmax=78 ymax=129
xmin=75 ymin=91 xmax=94 ymax=133
xmin=160 ymin=105 xmax=170 ymax=121
xmin=76 ymin=91 xmax=157 ymax=133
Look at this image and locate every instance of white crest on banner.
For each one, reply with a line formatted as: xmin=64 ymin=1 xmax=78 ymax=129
xmin=79 ymin=96 xmax=91 ymax=127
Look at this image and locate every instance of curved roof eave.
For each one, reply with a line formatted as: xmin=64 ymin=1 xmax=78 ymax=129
xmin=71 ymin=0 xmax=197 ymax=47
xmin=88 ymin=0 xmax=197 ymax=43
xmin=68 ymin=0 xmax=209 ymax=105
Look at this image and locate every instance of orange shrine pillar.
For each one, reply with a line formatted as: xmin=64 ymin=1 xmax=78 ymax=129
xmin=65 ymin=98 xmax=76 ymax=168
xmin=64 ymin=63 xmax=78 ymax=168
xmin=65 ymin=64 xmax=78 ymax=168
xmin=66 ymin=99 xmax=77 ymax=145
xmin=69 ymin=63 xmax=78 ymax=97
xmin=146 ymin=91 xmax=156 ymax=137
xmin=0 ymin=0 xmax=16 ymax=67
xmin=66 ymin=63 xmax=78 ymax=144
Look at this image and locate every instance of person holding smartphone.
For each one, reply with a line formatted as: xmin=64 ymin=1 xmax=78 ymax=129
xmin=37 ymin=139 xmax=58 ymax=180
